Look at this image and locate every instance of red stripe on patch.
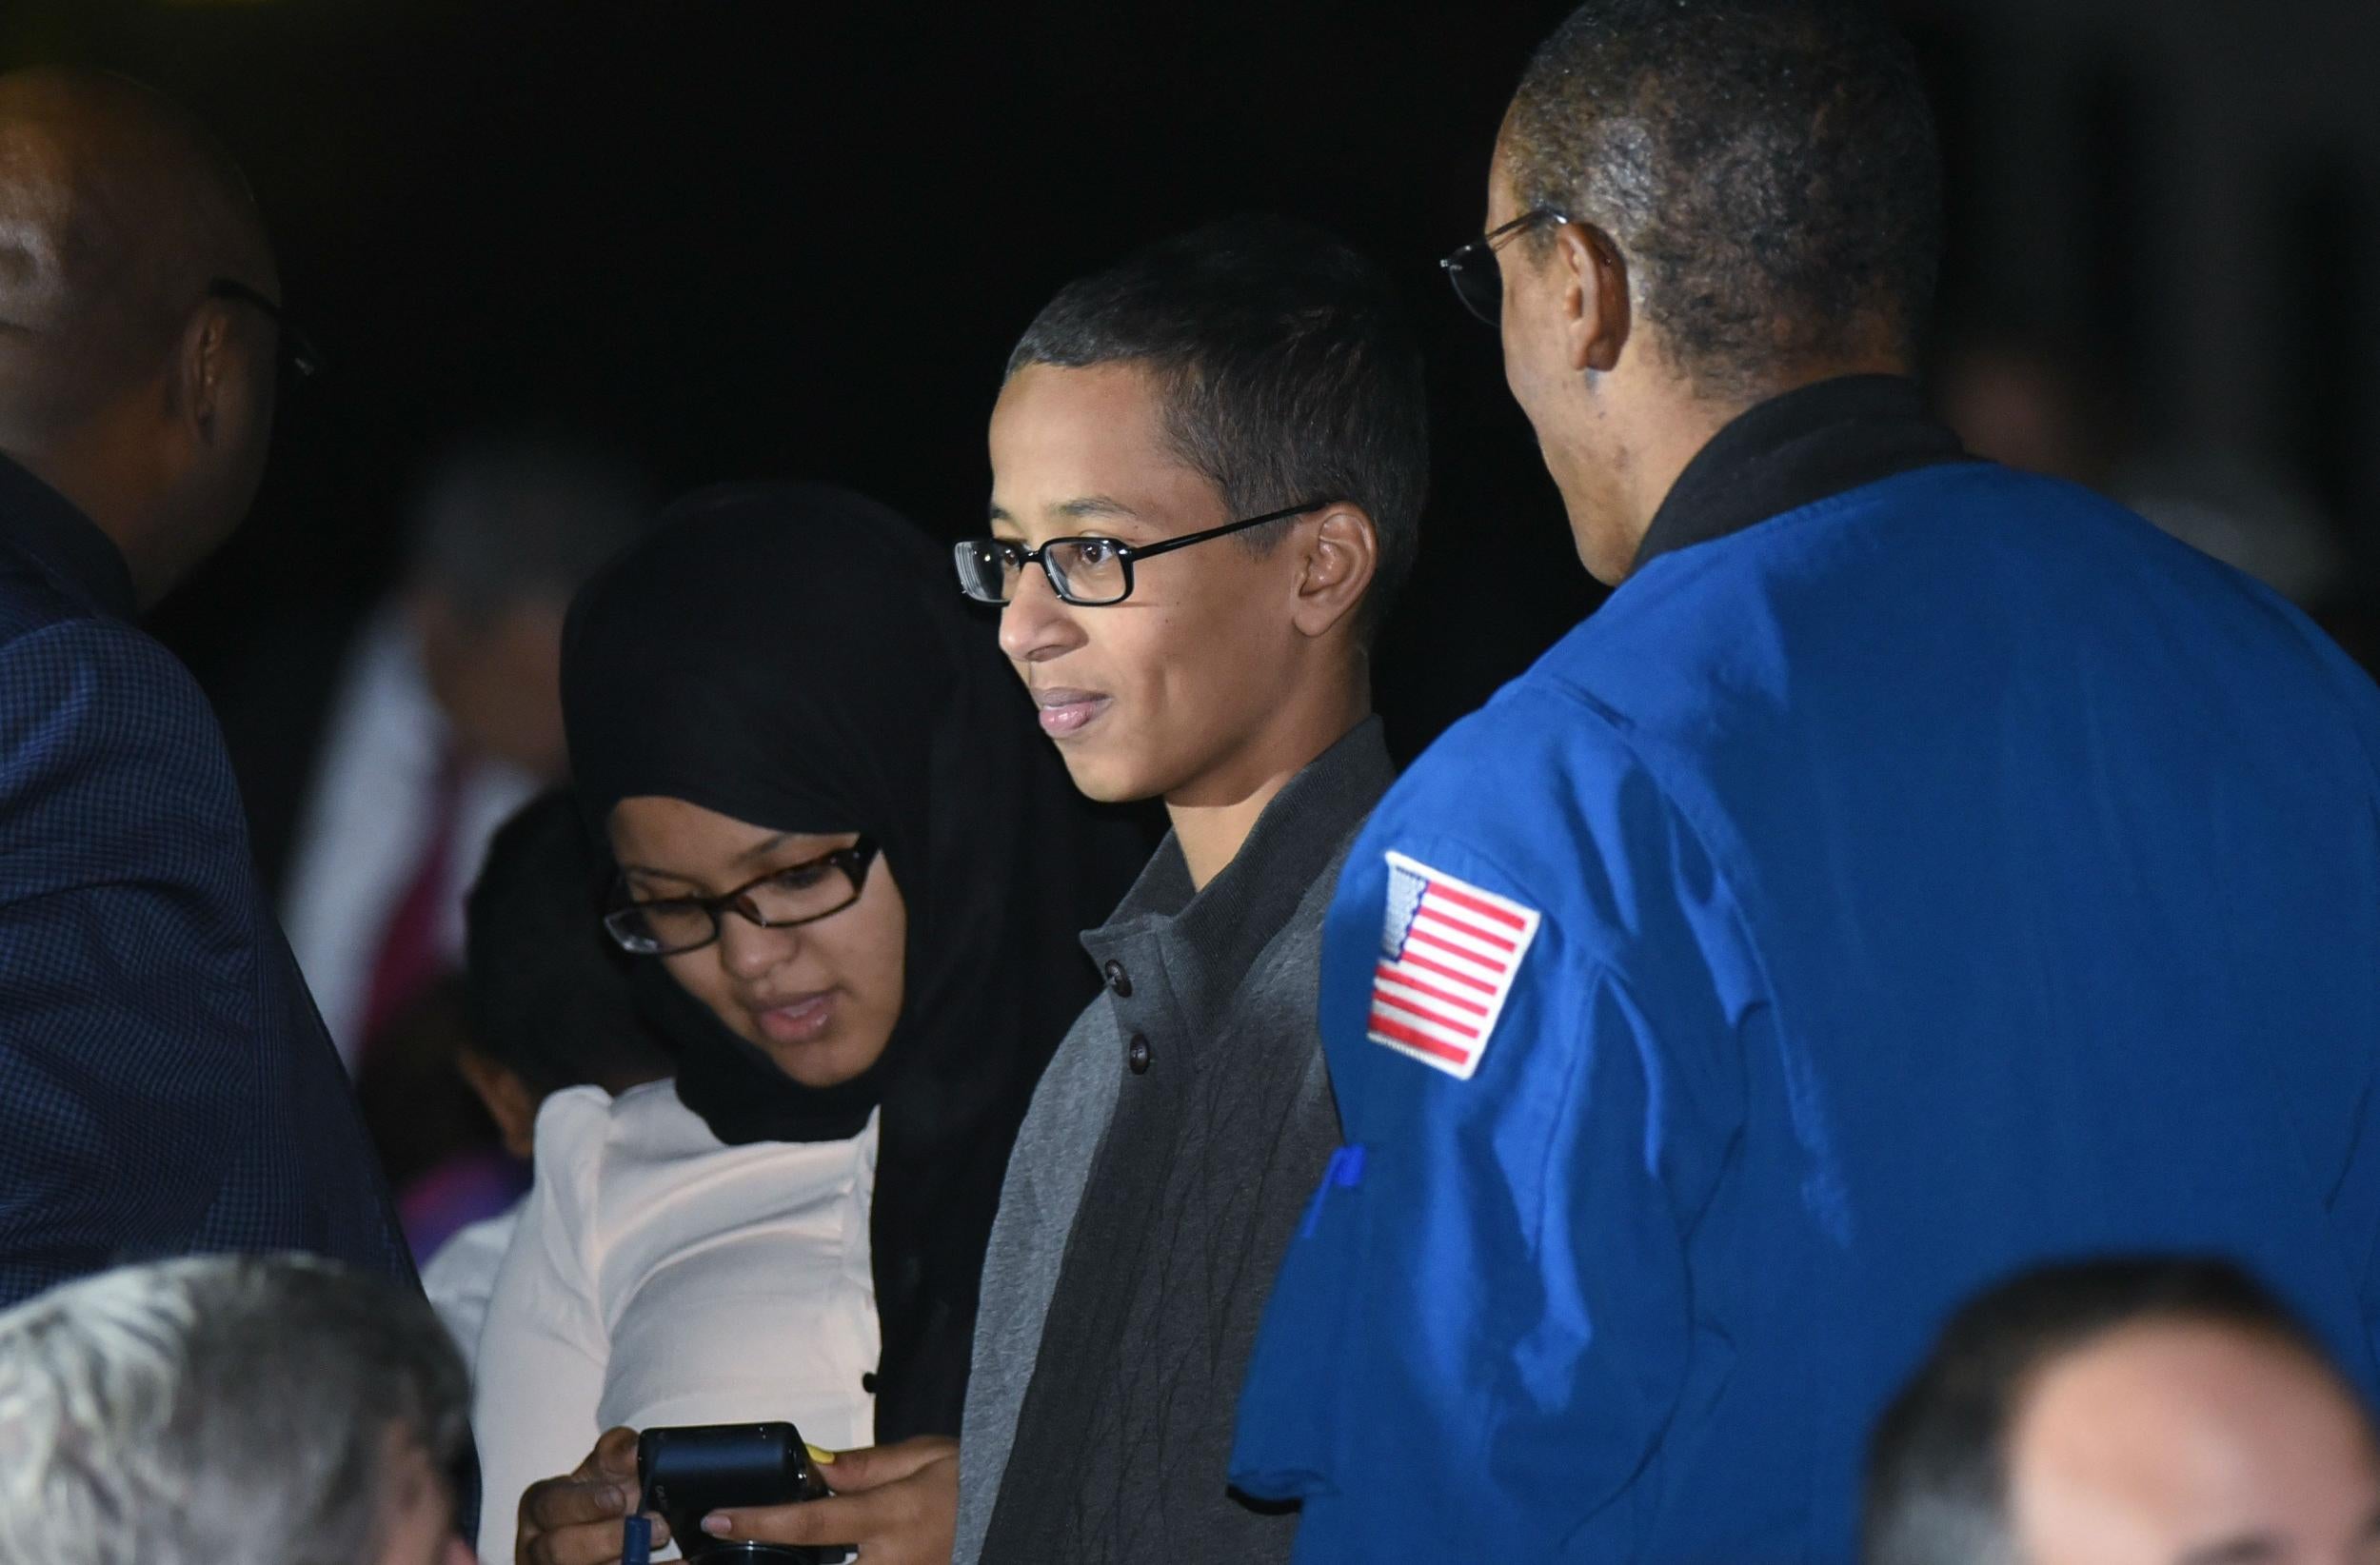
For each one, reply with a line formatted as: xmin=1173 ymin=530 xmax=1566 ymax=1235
xmin=1429 ymin=881 xmax=1528 ymax=930
xmin=1406 ymin=926 xmax=1507 ymax=969
xmin=1372 ymin=993 xmax=1482 ymax=1040
xmin=1417 ymin=904 xmax=1517 ymax=953
xmin=1375 ymin=964 xmax=1489 ymax=1017
xmin=1367 ymin=1011 xmax=1474 ymax=1066
xmin=1395 ymin=949 xmax=1498 ymax=994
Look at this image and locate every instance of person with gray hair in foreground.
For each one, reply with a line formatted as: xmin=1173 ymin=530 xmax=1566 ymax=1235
xmin=1865 ymin=1257 xmax=2380 ymax=1565
xmin=0 ymin=1254 xmax=472 ymax=1565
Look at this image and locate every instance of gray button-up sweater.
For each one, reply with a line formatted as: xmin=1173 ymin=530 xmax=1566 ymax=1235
xmin=955 ymin=718 xmax=1394 ymax=1565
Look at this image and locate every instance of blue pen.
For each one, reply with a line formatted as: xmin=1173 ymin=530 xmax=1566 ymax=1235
xmin=622 ymin=1514 xmax=652 ymax=1565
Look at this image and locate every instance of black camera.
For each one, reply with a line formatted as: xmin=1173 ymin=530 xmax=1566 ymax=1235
xmin=636 ymin=1422 xmax=843 ymax=1564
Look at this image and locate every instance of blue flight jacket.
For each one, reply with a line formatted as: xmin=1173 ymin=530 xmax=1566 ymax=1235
xmin=1232 ymin=457 xmax=2380 ymax=1561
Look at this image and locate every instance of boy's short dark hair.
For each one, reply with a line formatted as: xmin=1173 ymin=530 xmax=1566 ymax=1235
xmin=1006 ymin=214 xmax=1429 ymax=641
xmin=1863 ymin=1255 xmax=2341 ymax=1565
xmin=464 ymin=787 xmax=673 ymax=1096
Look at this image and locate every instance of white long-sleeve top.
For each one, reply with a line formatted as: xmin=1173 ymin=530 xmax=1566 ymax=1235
xmin=423 ymin=1199 xmax=523 ymax=1363
xmin=472 ymin=1082 xmax=880 ymax=1563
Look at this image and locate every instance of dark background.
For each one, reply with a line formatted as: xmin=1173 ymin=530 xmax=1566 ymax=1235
xmin=5 ymin=0 xmax=2376 ymax=767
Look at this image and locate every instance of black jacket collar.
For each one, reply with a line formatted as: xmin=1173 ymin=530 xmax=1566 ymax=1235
xmin=0 ymin=451 xmax=138 ymax=619
xmin=1632 ymin=373 xmax=1970 ymax=574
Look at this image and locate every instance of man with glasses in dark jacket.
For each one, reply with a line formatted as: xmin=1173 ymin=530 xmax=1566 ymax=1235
xmin=0 ymin=69 xmax=407 ymax=1304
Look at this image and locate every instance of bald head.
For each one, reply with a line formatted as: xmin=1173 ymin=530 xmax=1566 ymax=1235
xmin=2011 ymin=1319 xmax=2380 ymax=1565
xmin=0 ymin=68 xmax=283 ymax=604
xmin=1867 ymin=1258 xmax=2380 ymax=1565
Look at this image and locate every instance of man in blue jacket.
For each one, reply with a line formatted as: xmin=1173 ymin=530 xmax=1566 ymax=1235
xmin=1232 ymin=4 xmax=2380 ymax=1559
xmin=0 ymin=69 xmax=408 ymax=1301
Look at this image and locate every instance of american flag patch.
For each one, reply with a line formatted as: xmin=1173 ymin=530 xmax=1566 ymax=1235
xmin=1368 ymin=850 xmax=1541 ymax=1080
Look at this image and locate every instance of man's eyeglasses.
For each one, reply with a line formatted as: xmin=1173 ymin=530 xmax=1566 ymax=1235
xmin=953 ymin=498 xmax=1333 ymax=607
xmin=208 ymin=278 xmax=323 ymax=383
xmin=1439 ymin=208 xmax=1573 ymax=326
xmin=604 ymin=837 xmax=880 ymax=957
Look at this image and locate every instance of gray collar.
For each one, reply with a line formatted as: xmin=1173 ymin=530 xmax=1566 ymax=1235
xmin=1082 ymin=716 xmax=1394 ymax=1037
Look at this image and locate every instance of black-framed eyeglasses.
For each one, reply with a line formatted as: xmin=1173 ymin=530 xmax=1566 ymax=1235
xmin=953 ymin=498 xmax=1333 ymax=606
xmin=1439 ymin=208 xmax=1573 ymax=326
xmin=208 ymin=277 xmax=323 ymax=382
xmin=604 ymin=837 xmax=880 ymax=957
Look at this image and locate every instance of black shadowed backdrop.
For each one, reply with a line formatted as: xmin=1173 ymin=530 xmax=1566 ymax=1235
xmin=4 ymin=0 xmax=2375 ymax=805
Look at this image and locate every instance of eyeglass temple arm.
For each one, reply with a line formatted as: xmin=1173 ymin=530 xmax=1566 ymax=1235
xmin=1119 ymin=499 xmax=1335 ymax=563
xmin=207 ymin=278 xmax=322 ymax=375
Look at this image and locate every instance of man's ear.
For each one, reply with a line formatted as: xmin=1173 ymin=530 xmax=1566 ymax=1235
xmin=1556 ymin=221 xmax=1631 ymax=374
xmin=173 ymin=300 xmax=232 ymax=439
xmin=1289 ymin=503 xmax=1380 ymax=641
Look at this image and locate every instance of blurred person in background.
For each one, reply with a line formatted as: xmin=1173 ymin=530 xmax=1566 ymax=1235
xmin=276 ymin=433 xmax=651 ymax=1071
xmin=414 ymin=786 xmax=673 ymax=1350
xmin=482 ymin=485 xmax=1145 ymax=1563
xmin=1930 ymin=325 xmax=2124 ymax=492
xmin=0 ymin=1253 xmax=472 ymax=1565
xmin=1231 ymin=0 xmax=2380 ymax=1558
xmin=1865 ymin=1256 xmax=2380 ymax=1565
xmin=2117 ymin=453 xmax=2353 ymax=623
xmin=1934 ymin=321 xmax=2354 ymax=616
xmin=356 ymin=976 xmax=501 ymax=1267
xmin=0 ymin=66 xmax=407 ymax=1301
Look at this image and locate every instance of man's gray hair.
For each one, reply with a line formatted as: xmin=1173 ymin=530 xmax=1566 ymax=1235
xmin=0 ymin=1254 xmax=469 ymax=1565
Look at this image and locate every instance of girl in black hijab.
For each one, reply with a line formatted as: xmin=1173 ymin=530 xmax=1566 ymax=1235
xmin=473 ymin=484 xmax=1144 ymax=1554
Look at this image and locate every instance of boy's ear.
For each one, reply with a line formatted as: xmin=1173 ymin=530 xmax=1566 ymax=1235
xmin=1290 ymin=503 xmax=1379 ymax=641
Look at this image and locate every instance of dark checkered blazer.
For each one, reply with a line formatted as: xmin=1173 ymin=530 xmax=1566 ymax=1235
xmin=0 ymin=453 xmax=410 ymax=1305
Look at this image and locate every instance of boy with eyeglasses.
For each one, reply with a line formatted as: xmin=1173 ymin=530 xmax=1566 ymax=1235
xmin=946 ymin=212 xmax=1422 ymax=1565
xmin=514 ymin=214 xmax=1426 ymax=1565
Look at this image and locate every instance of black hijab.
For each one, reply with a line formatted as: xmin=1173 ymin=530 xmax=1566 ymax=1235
xmin=561 ymin=483 xmax=1148 ymax=1440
